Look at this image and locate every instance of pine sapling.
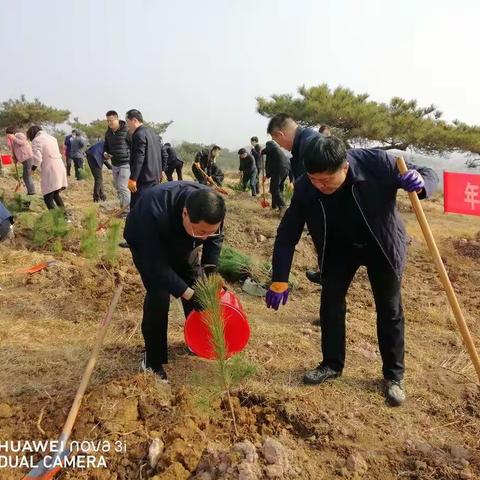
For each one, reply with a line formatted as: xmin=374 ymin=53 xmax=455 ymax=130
xmin=80 ymin=208 xmax=99 ymax=259
xmin=194 ymin=273 xmax=239 ymax=436
xmin=102 ymin=220 xmax=122 ymax=266
xmin=32 ymin=208 xmax=70 ymax=250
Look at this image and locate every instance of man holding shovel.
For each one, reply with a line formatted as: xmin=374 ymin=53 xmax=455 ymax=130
xmin=266 ymin=136 xmax=438 ymax=406
xmin=124 ymin=181 xmax=226 ymax=381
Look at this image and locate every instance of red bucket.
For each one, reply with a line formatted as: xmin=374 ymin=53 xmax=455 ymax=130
xmin=184 ymin=290 xmax=250 ymax=359
xmin=1 ymin=155 xmax=12 ymax=165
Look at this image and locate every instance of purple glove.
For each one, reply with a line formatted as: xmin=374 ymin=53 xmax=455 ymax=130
xmin=398 ymin=170 xmax=425 ymax=192
xmin=266 ymin=289 xmax=289 ymax=311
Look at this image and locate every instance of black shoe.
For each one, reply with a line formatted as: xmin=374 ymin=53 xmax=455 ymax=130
xmin=141 ymin=355 xmax=168 ymax=382
xmin=303 ymin=364 xmax=341 ymax=385
xmin=119 ymin=241 xmax=130 ymax=249
xmin=306 ymin=270 xmax=322 ymax=285
xmin=384 ymin=379 xmax=405 ymax=406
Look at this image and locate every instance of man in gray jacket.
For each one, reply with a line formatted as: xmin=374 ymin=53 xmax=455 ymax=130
xmin=69 ymin=130 xmax=86 ymax=181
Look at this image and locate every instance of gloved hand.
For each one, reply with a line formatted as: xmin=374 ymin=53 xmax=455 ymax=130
xmin=128 ymin=179 xmax=137 ymax=193
xmin=266 ymin=282 xmax=289 ymax=311
xmin=190 ymin=291 xmax=204 ymax=312
xmin=398 ymin=170 xmax=425 ymax=192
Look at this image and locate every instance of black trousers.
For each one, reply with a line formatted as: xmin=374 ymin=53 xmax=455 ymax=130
xmin=73 ymin=157 xmax=84 ymax=180
xmin=66 ymin=156 xmax=72 ymax=176
xmin=130 ymin=247 xmax=196 ymax=369
xmin=270 ymin=174 xmax=287 ymax=209
xmin=242 ymin=170 xmax=258 ymax=196
xmin=320 ymin=246 xmax=404 ymax=381
xmin=88 ymin=162 xmax=106 ymax=202
xmin=166 ymin=162 xmax=183 ymax=181
xmin=43 ymin=189 xmax=65 ymax=210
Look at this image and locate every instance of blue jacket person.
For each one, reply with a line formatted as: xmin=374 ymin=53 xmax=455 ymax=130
xmin=265 ymin=136 xmax=439 ymax=406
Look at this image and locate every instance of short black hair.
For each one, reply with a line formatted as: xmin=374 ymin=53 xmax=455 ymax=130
xmin=319 ymin=124 xmax=332 ymax=136
xmin=106 ymin=110 xmax=118 ymax=117
xmin=238 ymin=148 xmax=247 ymax=155
xmin=5 ymin=126 xmax=18 ymax=135
xmin=126 ymin=109 xmax=143 ymax=123
xmin=303 ymin=136 xmax=347 ymax=174
xmin=211 ymin=145 xmax=221 ymax=152
xmin=164 ymin=142 xmax=171 ymax=147
xmin=250 ymin=136 xmax=258 ymax=142
xmin=26 ymin=125 xmax=42 ymax=141
xmin=267 ymin=113 xmax=294 ymax=134
xmin=186 ymin=189 xmax=226 ymax=224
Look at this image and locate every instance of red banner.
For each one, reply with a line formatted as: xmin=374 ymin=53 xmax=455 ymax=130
xmin=444 ymin=171 xmax=480 ymax=216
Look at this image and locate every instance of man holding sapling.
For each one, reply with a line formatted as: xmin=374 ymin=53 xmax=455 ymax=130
xmin=124 ymin=182 xmax=226 ymax=381
xmin=265 ymin=135 xmax=438 ymax=406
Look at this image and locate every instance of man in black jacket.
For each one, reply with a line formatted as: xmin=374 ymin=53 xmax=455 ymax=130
xmin=265 ymin=136 xmax=439 ymax=406
xmin=124 ymin=182 xmax=226 ymax=380
xmin=164 ymin=142 xmax=184 ymax=181
xmin=267 ymin=113 xmax=321 ymax=180
xmin=104 ymin=110 xmax=131 ymax=214
xmin=192 ymin=145 xmax=224 ymax=186
xmin=126 ymin=109 xmax=163 ymax=208
xmin=238 ymin=148 xmax=257 ymax=196
xmin=263 ymin=140 xmax=290 ymax=212
xmin=250 ymin=136 xmax=263 ymax=192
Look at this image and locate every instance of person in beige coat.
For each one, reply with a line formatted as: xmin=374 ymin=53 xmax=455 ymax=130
xmin=26 ymin=126 xmax=68 ymax=211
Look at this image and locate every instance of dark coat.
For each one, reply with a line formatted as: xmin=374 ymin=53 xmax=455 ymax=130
xmin=166 ymin=146 xmax=183 ymax=167
xmin=272 ymin=148 xmax=439 ymax=283
xmin=0 ymin=201 xmax=12 ymax=223
xmin=124 ymin=181 xmax=224 ymax=297
xmin=104 ymin=120 xmax=131 ymax=166
xmin=129 ymin=125 xmax=163 ymax=186
xmin=251 ymin=144 xmax=263 ymax=172
xmin=290 ymin=127 xmax=321 ymax=179
xmin=264 ymin=141 xmax=290 ymax=180
xmin=86 ymin=141 xmax=109 ymax=169
xmin=192 ymin=149 xmax=224 ymax=186
xmin=239 ymin=153 xmax=256 ymax=174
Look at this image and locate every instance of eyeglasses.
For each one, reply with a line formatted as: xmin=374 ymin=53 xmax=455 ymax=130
xmin=188 ymin=224 xmax=222 ymax=239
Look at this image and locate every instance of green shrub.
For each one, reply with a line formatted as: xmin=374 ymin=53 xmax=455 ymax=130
xmin=80 ymin=208 xmax=99 ymax=258
xmin=32 ymin=209 xmax=70 ymax=250
xmin=102 ymin=220 xmax=122 ymax=266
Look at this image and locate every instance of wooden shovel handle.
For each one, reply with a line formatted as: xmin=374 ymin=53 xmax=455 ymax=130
xmin=396 ymin=156 xmax=480 ymax=381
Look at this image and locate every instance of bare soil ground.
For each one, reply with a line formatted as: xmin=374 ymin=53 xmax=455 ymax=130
xmin=0 ymin=169 xmax=479 ymax=479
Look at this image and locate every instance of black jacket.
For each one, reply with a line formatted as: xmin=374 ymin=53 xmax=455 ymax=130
xmin=272 ymin=148 xmax=439 ymax=283
xmin=251 ymin=144 xmax=263 ymax=172
xmin=129 ymin=125 xmax=163 ymax=185
xmin=104 ymin=120 xmax=131 ymax=166
xmin=124 ymin=181 xmax=224 ymax=297
xmin=166 ymin=146 xmax=183 ymax=167
xmin=192 ymin=149 xmax=224 ymax=186
xmin=239 ymin=153 xmax=256 ymax=174
xmin=264 ymin=141 xmax=290 ymax=180
xmin=290 ymin=127 xmax=321 ymax=179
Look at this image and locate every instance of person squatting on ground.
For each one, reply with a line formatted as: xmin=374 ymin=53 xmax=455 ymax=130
xmin=263 ymin=140 xmax=290 ymax=212
xmin=192 ymin=145 xmax=225 ymax=187
xmin=124 ymin=181 xmax=226 ymax=381
xmin=164 ymin=142 xmax=184 ymax=181
xmin=0 ymin=201 xmax=14 ymax=242
xmin=27 ymin=126 xmax=68 ymax=212
xmin=250 ymin=136 xmax=263 ymax=193
xmin=69 ymin=129 xmax=86 ymax=180
xmin=238 ymin=148 xmax=258 ymax=196
xmin=86 ymin=140 xmax=112 ymax=202
xmin=5 ymin=127 xmax=36 ymax=195
xmin=265 ymin=135 xmax=439 ymax=406
xmin=126 ymin=109 xmax=164 ymax=209
xmin=104 ymin=110 xmax=131 ymax=215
